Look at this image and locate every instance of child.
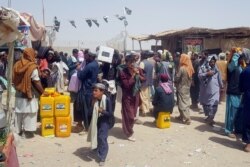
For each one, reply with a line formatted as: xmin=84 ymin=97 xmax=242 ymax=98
xmin=87 ymin=83 xmax=113 ymax=166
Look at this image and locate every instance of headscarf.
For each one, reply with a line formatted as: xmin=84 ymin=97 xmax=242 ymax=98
xmin=187 ymin=51 xmax=193 ymax=58
xmin=200 ymin=54 xmax=219 ymax=86
xmin=159 ymin=74 xmax=172 ymax=94
xmin=160 ymin=73 xmax=169 ymax=82
xmin=242 ymin=48 xmax=250 ymax=64
xmin=78 ymin=50 xmax=84 ymax=62
xmin=207 ymin=54 xmax=218 ymax=63
xmin=219 ymin=53 xmax=226 ymax=60
xmin=13 ymin=48 xmax=38 ymax=99
xmin=228 ymin=47 xmax=241 ymax=63
xmin=179 ymin=54 xmax=194 ymax=78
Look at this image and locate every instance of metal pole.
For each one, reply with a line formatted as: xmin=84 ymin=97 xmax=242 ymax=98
xmin=6 ymin=42 xmax=14 ymax=134
xmin=8 ymin=0 xmax=11 ymax=7
xmin=42 ymin=0 xmax=45 ymax=25
xmin=124 ymin=25 xmax=127 ymax=56
xmin=132 ymin=39 xmax=134 ymax=51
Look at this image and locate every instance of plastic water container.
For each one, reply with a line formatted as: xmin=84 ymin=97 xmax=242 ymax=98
xmin=54 ymin=95 xmax=70 ymax=117
xmin=156 ymin=112 xmax=171 ymax=129
xmin=40 ymin=96 xmax=54 ymax=118
xmin=55 ymin=116 xmax=71 ymax=137
xmin=41 ymin=117 xmax=55 ymax=137
xmin=45 ymin=87 xmax=56 ymax=95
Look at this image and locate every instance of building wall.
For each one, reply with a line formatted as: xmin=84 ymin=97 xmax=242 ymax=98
xmin=204 ymin=37 xmax=250 ymax=52
xmin=162 ymin=36 xmax=250 ymax=54
xmin=161 ymin=36 xmax=179 ymax=53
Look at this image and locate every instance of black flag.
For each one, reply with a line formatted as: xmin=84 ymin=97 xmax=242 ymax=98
xmin=85 ymin=19 xmax=92 ymax=27
xmin=69 ymin=20 xmax=76 ymax=28
xmin=124 ymin=7 xmax=132 ymax=15
xmin=54 ymin=16 xmax=60 ymax=32
xmin=92 ymin=19 xmax=99 ymax=27
xmin=103 ymin=16 xmax=108 ymax=23
xmin=118 ymin=16 xmax=126 ymax=21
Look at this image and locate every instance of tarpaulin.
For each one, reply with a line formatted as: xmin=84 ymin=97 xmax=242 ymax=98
xmin=0 ymin=7 xmax=22 ymax=46
xmin=20 ymin=13 xmax=46 ymax=41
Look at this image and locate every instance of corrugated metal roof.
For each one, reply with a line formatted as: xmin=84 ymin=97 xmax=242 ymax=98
xmin=130 ymin=27 xmax=250 ymax=41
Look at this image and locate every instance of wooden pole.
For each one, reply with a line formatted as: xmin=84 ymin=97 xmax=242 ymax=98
xmin=139 ymin=41 xmax=142 ymax=51
xmin=155 ymin=40 xmax=158 ymax=52
xmin=6 ymin=42 xmax=14 ymax=134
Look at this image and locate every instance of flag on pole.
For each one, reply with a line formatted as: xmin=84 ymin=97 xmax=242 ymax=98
xmin=85 ymin=19 xmax=92 ymax=27
xmin=69 ymin=20 xmax=76 ymax=28
xmin=124 ymin=19 xmax=128 ymax=27
xmin=92 ymin=19 xmax=100 ymax=27
xmin=103 ymin=16 xmax=109 ymax=23
xmin=118 ymin=16 xmax=126 ymax=21
xmin=54 ymin=16 xmax=60 ymax=32
xmin=124 ymin=7 xmax=132 ymax=15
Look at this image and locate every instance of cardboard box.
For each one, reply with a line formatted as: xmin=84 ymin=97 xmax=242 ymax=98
xmin=97 ymin=46 xmax=114 ymax=63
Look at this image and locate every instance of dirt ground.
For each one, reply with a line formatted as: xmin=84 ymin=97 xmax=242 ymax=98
xmin=16 ymin=100 xmax=250 ymax=167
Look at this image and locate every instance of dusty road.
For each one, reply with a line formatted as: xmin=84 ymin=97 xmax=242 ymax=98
xmin=17 ymin=101 xmax=250 ymax=167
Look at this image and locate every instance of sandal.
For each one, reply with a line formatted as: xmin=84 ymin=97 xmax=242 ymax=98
xmin=244 ymin=144 xmax=250 ymax=152
xmin=175 ymin=116 xmax=183 ymax=121
xmin=207 ymin=120 xmax=215 ymax=126
xmin=185 ymin=119 xmax=191 ymax=125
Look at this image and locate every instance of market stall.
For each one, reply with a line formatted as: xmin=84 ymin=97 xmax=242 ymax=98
xmin=130 ymin=27 xmax=250 ymax=53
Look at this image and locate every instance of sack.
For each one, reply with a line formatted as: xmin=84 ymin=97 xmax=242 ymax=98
xmin=68 ymin=72 xmax=81 ymax=93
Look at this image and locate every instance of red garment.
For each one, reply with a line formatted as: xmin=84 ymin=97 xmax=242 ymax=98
xmin=119 ymin=67 xmax=143 ymax=137
xmin=3 ymin=134 xmax=19 ymax=167
xmin=39 ymin=59 xmax=48 ymax=71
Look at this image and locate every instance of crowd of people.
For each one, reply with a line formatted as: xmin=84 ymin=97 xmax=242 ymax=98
xmin=1 ymin=45 xmax=250 ymax=166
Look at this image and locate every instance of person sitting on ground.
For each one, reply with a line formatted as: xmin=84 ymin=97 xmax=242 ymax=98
xmin=87 ymin=83 xmax=113 ymax=166
xmin=152 ymin=74 xmax=175 ymax=121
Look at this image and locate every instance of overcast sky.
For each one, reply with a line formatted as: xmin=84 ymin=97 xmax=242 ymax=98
xmin=1 ymin=0 xmax=250 ymax=50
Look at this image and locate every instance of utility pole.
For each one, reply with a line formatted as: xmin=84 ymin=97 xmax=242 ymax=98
xmin=123 ymin=7 xmax=128 ymax=56
xmin=124 ymin=24 xmax=127 ymax=56
xmin=8 ymin=0 xmax=11 ymax=7
xmin=42 ymin=0 xmax=45 ymax=25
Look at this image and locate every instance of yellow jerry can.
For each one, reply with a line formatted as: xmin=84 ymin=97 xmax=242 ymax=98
xmin=45 ymin=87 xmax=56 ymax=94
xmin=156 ymin=112 xmax=171 ymax=129
xmin=55 ymin=116 xmax=72 ymax=137
xmin=40 ymin=96 xmax=54 ymax=118
xmin=41 ymin=117 xmax=55 ymax=137
xmin=54 ymin=95 xmax=70 ymax=117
